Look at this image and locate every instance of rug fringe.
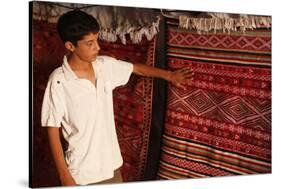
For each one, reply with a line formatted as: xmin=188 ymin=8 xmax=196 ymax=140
xmin=99 ymin=16 xmax=160 ymax=45
xmin=179 ymin=14 xmax=271 ymax=34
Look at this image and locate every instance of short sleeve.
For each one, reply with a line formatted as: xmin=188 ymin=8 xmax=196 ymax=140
xmin=109 ymin=58 xmax=133 ymax=89
xmin=41 ymin=78 xmax=65 ymax=128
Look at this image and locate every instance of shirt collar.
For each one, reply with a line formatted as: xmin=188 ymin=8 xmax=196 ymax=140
xmin=62 ymin=56 xmax=78 ymax=81
xmin=62 ymin=55 xmax=99 ymax=81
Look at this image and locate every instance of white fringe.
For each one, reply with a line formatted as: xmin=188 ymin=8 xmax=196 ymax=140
xmin=32 ymin=1 xmax=161 ymax=45
xmin=98 ymin=16 xmax=160 ymax=45
xmin=179 ymin=14 xmax=271 ymax=34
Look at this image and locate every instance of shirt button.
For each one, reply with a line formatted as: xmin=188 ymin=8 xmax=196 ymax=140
xmin=57 ymin=81 xmax=60 ymax=84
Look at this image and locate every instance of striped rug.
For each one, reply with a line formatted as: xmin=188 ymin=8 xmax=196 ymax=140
xmin=157 ymin=18 xmax=271 ymax=180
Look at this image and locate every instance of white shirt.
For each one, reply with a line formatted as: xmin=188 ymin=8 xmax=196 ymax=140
xmin=41 ymin=55 xmax=133 ymax=185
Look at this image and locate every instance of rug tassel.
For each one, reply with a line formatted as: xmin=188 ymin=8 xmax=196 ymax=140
xmin=179 ymin=15 xmax=271 ymax=34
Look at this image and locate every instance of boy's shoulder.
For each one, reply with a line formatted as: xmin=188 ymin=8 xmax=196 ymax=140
xmin=48 ymin=66 xmax=65 ymax=83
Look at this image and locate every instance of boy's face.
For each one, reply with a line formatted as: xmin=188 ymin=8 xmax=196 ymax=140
xmin=72 ymin=32 xmax=100 ymax=63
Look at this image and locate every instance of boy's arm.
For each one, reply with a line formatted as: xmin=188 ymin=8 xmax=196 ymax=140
xmin=47 ymin=127 xmax=76 ymax=186
xmin=133 ymin=64 xmax=194 ymax=90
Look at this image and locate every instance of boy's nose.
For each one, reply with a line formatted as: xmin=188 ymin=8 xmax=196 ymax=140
xmin=94 ymin=43 xmax=100 ymax=51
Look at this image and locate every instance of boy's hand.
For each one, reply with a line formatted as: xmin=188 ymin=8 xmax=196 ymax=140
xmin=168 ymin=67 xmax=194 ymax=90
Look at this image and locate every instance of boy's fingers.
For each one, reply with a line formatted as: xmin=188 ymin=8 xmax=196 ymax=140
xmin=179 ymin=67 xmax=192 ymax=72
xmin=176 ymin=68 xmax=193 ymax=76
xmin=177 ymin=83 xmax=187 ymax=90
xmin=184 ymin=72 xmax=194 ymax=79
xmin=184 ymin=71 xmax=194 ymax=76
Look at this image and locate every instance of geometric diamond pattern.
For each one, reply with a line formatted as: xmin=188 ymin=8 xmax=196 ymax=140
xmin=241 ymin=117 xmax=271 ymax=132
xmin=167 ymin=85 xmax=271 ymax=127
xmin=221 ymin=97 xmax=257 ymax=123
xmin=207 ymin=91 xmax=234 ymax=104
xmin=184 ymin=90 xmax=215 ymax=115
xmin=202 ymin=108 xmax=232 ymax=123
xmin=244 ymin=97 xmax=271 ymax=113
xmin=264 ymin=112 xmax=272 ymax=123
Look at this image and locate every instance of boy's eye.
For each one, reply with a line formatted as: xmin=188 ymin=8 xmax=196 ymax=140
xmin=87 ymin=42 xmax=93 ymax=47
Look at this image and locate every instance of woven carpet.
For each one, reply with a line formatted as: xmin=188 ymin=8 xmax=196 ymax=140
xmin=99 ymin=37 xmax=157 ymax=182
xmin=157 ymin=19 xmax=272 ymax=179
xmin=32 ymin=20 xmax=156 ymax=187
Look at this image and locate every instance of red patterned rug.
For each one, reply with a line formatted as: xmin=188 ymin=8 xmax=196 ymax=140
xmin=32 ymin=21 xmax=67 ymax=187
xmin=100 ymin=37 xmax=157 ymax=182
xmin=157 ymin=20 xmax=271 ymax=179
xmin=32 ymin=20 xmax=156 ymax=187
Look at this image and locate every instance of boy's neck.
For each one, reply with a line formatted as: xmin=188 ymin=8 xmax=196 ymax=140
xmin=67 ymin=53 xmax=94 ymax=70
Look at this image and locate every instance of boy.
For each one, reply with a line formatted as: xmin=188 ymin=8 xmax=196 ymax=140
xmin=41 ymin=10 xmax=193 ymax=186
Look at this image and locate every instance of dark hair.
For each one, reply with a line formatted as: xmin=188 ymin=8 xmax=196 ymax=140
xmin=57 ymin=10 xmax=100 ymax=46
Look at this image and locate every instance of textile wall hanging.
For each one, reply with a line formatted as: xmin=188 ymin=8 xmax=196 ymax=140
xmin=99 ymin=38 xmax=158 ymax=181
xmin=157 ymin=17 xmax=271 ymax=179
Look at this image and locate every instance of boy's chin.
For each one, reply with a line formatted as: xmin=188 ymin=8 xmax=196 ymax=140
xmin=88 ymin=56 xmax=97 ymax=62
xmin=91 ymin=55 xmax=98 ymax=61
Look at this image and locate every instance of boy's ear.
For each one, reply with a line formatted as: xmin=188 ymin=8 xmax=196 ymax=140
xmin=65 ymin=41 xmax=75 ymax=52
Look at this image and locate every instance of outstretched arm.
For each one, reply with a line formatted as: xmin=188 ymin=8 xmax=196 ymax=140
xmin=47 ymin=127 xmax=76 ymax=186
xmin=133 ymin=63 xmax=194 ymax=90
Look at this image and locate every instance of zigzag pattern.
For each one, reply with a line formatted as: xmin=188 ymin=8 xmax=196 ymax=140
xmin=168 ymin=31 xmax=271 ymax=52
